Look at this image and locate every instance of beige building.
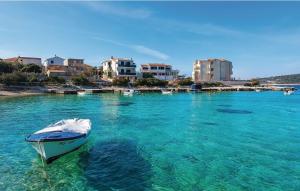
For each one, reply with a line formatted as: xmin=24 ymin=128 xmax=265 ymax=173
xmin=4 ymin=56 xmax=42 ymax=66
xmin=64 ymin=58 xmax=93 ymax=76
xmin=46 ymin=58 xmax=94 ymax=79
xmin=192 ymin=58 xmax=233 ymax=82
xmin=101 ymin=57 xmax=137 ymax=81
xmin=140 ymin=63 xmax=179 ymax=81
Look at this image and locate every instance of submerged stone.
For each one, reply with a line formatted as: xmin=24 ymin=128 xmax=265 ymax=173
xmin=217 ymin=108 xmax=253 ymax=114
xmin=79 ymin=139 xmax=152 ymax=191
xmin=202 ymin=122 xmax=218 ymax=126
xmin=107 ymin=102 xmax=134 ymax=106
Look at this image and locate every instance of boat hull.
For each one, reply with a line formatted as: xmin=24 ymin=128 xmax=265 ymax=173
xmin=30 ymin=135 xmax=88 ymax=162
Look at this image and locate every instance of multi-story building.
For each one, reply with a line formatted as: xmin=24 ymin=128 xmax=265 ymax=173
xmin=4 ymin=56 xmax=42 ymax=66
xmin=192 ymin=58 xmax=233 ymax=82
xmin=101 ymin=57 xmax=137 ymax=81
xmin=44 ymin=55 xmax=64 ymax=68
xmin=63 ymin=58 xmax=93 ymax=76
xmin=140 ymin=63 xmax=179 ymax=81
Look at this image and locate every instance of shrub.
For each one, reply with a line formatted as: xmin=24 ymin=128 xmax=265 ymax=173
xmin=112 ymin=78 xmax=130 ymax=87
xmin=20 ymin=64 xmax=42 ymax=73
xmin=0 ymin=72 xmax=27 ymax=85
xmin=202 ymin=82 xmax=224 ymax=87
xmin=0 ymin=62 xmax=23 ymax=73
xmin=134 ymin=78 xmax=168 ymax=87
xmin=71 ymin=76 xmax=90 ymax=86
xmin=244 ymin=79 xmax=260 ymax=87
xmin=44 ymin=76 xmax=66 ymax=84
xmin=177 ymin=77 xmax=193 ymax=86
xmin=142 ymin=73 xmax=154 ymax=79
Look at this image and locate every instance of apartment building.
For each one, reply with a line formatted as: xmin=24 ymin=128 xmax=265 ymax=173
xmin=101 ymin=57 xmax=137 ymax=81
xmin=140 ymin=63 xmax=179 ymax=81
xmin=192 ymin=59 xmax=233 ymax=82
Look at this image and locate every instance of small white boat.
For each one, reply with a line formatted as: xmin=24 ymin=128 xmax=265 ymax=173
xmin=161 ymin=89 xmax=173 ymax=95
xmin=255 ymin=89 xmax=261 ymax=92
xmin=26 ymin=119 xmax=91 ymax=163
xmin=77 ymin=90 xmax=86 ymax=96
xmin=284 ymin=90 xmax=294 ymax=95
xmin=123 ymin=89 xmax=135 ymax=96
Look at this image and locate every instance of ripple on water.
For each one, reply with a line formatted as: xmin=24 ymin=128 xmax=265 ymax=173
xmin=79 ymin=139 xmax=152 ymax=191
xmin=217 ymin=108 xmax=253 ymax=114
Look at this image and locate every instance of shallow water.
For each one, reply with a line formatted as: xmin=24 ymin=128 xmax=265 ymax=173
xmin=0 ymin=90 xmax=300 ymax=191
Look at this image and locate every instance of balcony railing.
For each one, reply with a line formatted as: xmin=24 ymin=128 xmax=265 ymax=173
xmin=118 ymin=64 xmax=136 ymax=67
xmin=118 ymin=72 xmax=137 ymax=76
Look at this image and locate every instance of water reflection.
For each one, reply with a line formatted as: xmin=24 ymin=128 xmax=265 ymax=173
xmin=79 ymin=139 xmax=152 ymax=191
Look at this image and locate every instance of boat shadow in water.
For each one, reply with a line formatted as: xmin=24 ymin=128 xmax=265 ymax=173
xmin=79 ymin=139 xmax=152 ymax=191
xmin=217 ymin=108 xmax=253 ymax=114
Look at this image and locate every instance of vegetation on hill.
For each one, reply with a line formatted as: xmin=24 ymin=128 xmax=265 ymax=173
xmin=258 ymin=74 xmax=300 ymax=84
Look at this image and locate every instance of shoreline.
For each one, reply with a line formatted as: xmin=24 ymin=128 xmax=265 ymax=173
xmin=0 ymin=85 xmax=297 ymax=97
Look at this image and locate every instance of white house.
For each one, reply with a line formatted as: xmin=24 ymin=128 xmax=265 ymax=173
xmin=192 ymin=58 xmax=233 ymax=82
xmin=140 ymin=63 xmax=179 ymax=81
xmin=101 ymin=56 xmax=137 ymax=81
xmin=44 ymin=55 xmax=64 ymax=68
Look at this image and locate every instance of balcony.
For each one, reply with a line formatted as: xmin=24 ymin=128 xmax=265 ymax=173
xmin=118 ymin=72 xmax=137 ymax=76
xmin=118 ymin=63 xmax=136 ymax=68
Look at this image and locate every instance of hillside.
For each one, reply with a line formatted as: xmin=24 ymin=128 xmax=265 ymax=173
xmin=259 ymin=74 xmax=300 ymax=84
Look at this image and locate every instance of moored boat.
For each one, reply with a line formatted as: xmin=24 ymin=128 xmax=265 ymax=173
xmin=284 ymin=90 xmax=294 ymax=95
xmin=77 ymin=90 xmax=86 ymax=95
xmin=26 ymin=119 xmax=91 ymax=163
xmin=123 ymin=89 xmax=135 ymax=96
xmin=161 ymin=89 xmax=173 ymax=95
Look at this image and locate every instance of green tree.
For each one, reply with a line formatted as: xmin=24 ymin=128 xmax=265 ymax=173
xmin=20 ymin=64 xmax=42 ymax=73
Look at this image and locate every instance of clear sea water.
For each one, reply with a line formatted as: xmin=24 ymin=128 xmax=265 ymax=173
xmin=0 ymin=88 xmax=300 ymax=191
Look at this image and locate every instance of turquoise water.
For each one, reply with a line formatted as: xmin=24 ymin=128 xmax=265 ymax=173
xmin=0 ymin=90 xmax=300 ymax=191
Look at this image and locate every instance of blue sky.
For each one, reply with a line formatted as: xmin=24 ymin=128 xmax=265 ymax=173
xmin=1 ymin=1 xmax=300 ymax=79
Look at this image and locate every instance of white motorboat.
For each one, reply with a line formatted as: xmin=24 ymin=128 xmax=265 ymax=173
xmin=284 ymin=90 xmax=294 ymax=95
xmin=77 ymin=90 xmax=86 ymax=96
xmin=255 ymin=89 xmax=261 ymax=92
xmin=123 ymin=89 xmax=135 ymax=96
xmin=161 ymin=89 xmax=173 ymax=95
xmin=26 ymin=119 xmax=91 ymax=163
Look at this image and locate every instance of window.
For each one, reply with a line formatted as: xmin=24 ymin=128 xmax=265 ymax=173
xmin=120 ymin=69 xmax=124 ymax=74
xmin=142 ymin=67 xmax=148 ymax=70
xmin=50 ymin=60 xmax=54 ymax=64
xmin=151 ymin=67 xmax=157 ymax=70
xmin=120 ymin=61 xmax=124 ymax=66
xmin=126 ymin=69 xmax=130 ymax=73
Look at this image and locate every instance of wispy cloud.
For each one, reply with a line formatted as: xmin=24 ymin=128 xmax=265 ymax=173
xmin=84 ymin=2 xmax=151 ymax=19
xmin=153 ymin=18 xmax=243 ymax=37
xmin=92 ymin=36 xmax=169 ymax=60
xmin=132 ymin=45 xmax=169 ymax=60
